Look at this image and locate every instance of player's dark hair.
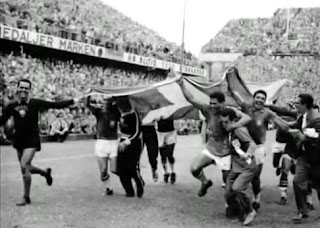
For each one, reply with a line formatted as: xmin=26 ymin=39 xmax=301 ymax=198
xmin=253 ymin=90 xmax=267 ymax=99
xmin=219 ymin=108 xmax=237 ymax=121
xmin=210 ymin=92 xmax=225 ymax=103
xmin=298 ymin=93 xmax=314 ymax=109
xmin=17 ymin=78 xmax=32 ymax=89
xmin=313 ymin=104 xmax=319 ymax=111
xmin=116 ymin=96 xmax=131 ymax=111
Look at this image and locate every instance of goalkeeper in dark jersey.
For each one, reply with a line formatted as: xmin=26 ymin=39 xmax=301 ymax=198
xmin=0 ymin=79 xmax=79 ymax=206
xmin=115 ymin=96 xmax=144 ymax=198
xmin=86 ymin=95 xmax=120 ymax=196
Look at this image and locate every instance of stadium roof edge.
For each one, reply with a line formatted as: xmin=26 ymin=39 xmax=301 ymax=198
xmin=198 ymin=53 xmax=243 ymax=62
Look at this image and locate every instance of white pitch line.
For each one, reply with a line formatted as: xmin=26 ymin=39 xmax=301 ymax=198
xmin=0 ymin=154 xmax=94 ymax=167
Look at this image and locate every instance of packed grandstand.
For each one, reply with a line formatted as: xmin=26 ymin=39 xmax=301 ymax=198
xmin=0 ymin=0 xmax=319 ymax=143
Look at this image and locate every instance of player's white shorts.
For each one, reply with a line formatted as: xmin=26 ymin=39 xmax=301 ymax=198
xmin=158 ymin=130 xmax=177 ymax=148
xmin=201 ymin=148 xmax=231 ymax=171
xmin=94 ymin=139 xmax=119 ymax=158
xmin=255 ymin=144 xmax=266 ymax=165
xmin=272 ymin=142 xmax=286 ymax=154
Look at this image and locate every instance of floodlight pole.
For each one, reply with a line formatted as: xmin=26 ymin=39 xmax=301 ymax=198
xmin=180 ymin=0 xmax=187 ymax=73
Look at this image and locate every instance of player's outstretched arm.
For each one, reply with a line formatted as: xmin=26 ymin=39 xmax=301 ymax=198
xmin=175 ymin=71 xmax=208 ymax=111
xmin=267 ymin=104 xmax=298 ymax=118
xmin=227 ymin=107 xmax=252 ymax=131
xmin=35 ymin=96 xmax=84 ymax=110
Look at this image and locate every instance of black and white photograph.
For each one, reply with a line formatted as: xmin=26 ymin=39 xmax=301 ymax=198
xmin=0 ymin=0 xmax=319 ymax=227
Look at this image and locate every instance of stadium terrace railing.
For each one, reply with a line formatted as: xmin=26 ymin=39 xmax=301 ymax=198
xmin=0 ymin=15 xmax=206 ymax=76
xmin=0 ymin=23 xmax=207 ymax=77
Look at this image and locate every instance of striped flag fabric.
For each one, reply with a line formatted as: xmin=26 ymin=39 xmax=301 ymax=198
xmin=90 ymin=67 xmax=287 ymax=124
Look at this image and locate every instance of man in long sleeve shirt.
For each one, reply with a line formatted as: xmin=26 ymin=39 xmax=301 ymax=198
xmin=269 ymin=104 xmax=315 ymax=207
xmin=221 ymin=108 xmax=258 ymax=226
xmin=288 ymin=94 xmax=320 ymax=224
xmin=0 ymin=79 xmax=79 ymax=206
xmin=116 ymin=96 xmax=144 ymax=198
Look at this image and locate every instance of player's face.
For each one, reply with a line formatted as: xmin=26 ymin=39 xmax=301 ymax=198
xmin=210 ymin=98 xmax=223 ymax=112
xmin=116 ymin=97 xmax=131 ymax=113
xmin=253 ymin=93 xmax=266 ymax=110
xmin=17 ymin=81 xmax=31 ymax=101
xmin=220 ymin=116 xmax=232 ymax=129
xmin=295 ymin=98 xmax=307 ymax=114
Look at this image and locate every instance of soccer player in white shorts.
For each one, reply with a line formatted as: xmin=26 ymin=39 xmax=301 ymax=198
xmin=87 ymin=95 xmax=120 ymax=195
xmin=157 ymin=119 xmax=177 ymax=183
xmin=177 ymin=75 xmax=251 ymax=197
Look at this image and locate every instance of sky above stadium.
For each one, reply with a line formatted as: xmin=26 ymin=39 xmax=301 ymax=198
xmin=103 ymin=0 xmax=319 ymax=56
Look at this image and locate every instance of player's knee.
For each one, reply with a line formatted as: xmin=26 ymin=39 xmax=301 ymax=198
xmin=168 ymin=156 xmax=175 ymax=164
xmin=159 ymin=153 xmax=166 ymax=163
xmin=100 ymin=171 xmax=109 ymax=181
xmin=190 ymin=165 xmax=201 ymax=177
xmin=273 ymin=152 xmax=282 ymax=168
xmin=20 ymin=163 xmax=29 ymax=173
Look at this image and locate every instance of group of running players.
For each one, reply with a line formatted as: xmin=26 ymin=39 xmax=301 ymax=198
xmin=1 ymin=69 xmax=320 ymax=226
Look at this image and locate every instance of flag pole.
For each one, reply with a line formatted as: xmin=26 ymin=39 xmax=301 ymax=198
xmin=286 ymin=8 xmax=290 ymax=39
xmin=180 ymin=0 xmax=187 ymax=73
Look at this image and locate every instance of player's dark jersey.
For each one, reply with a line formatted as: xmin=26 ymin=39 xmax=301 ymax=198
xmin=0 ymin=98 xmax=74 ymax=150
xmin=119 ymin=110 xmax=141 ymax=142
xmin=88 ymin=103 xmax=120 ymax=140
xmin=157 ymin=119 xmax=174 ymax=133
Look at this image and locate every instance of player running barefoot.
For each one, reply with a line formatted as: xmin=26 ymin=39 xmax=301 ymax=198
xmin=86 ymin=95 xmax=120 ymax=196
xmin=0 ymin=79 xmax=80 ymax=206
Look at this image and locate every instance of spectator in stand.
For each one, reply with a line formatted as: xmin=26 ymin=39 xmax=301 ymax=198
xmin=49 ymin=111 xmax=69 ymax=142
xmin=39 ymin=113 xmax=50 ymax=135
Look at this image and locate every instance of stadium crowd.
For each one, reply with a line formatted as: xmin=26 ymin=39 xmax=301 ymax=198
xmin=202 ymin=8 xmax=320 ymax=54
xmin=0 ymin=52 xmax=200 ymax=143
xmin=0 ymin=0 xmax=199 ymax=66
xmin=234 ymin=55 xmax=320 ymax=105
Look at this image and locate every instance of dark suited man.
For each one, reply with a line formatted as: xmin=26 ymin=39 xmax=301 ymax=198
xmin=289 ymin=94 xmax=320 ymax=223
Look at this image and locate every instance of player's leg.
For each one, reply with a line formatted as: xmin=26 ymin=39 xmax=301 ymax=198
xmin=292 ymin=157 xmax=310 ymax=223
xmin=225 ymin=171 xmax=238 ymax=219
xmin=17 ymin=146 xmax=52 ymax=185
xmin=306 ymin=183 xmax=314 ymax=210
xmin=97 ymin=157 xmax=113 ymax=195
xmin=144 ymin=128 xmax=159 ymax=182
xmin=16 ymin=148 xmax=36 ymax=206
xmin=118 ymin=148 xmax=135 ymax=197
xmin=190 ymin=151 xmax=214 ymax=197
xmin=251 ymin=145 xmax=265 ymax=211
xmin=232 ymin=169 xmax=257 ymax=226
xmin=95 ymin=140 xmax=113 ymax=195
xmin=130 ymin=138 xmax=144 ymax=198
xmin=159 ymin=145 xmax=169 ymax=183
xmin=165 ymin=131 xmax=177 ymax=184
xmin=167 ymin=143 xmax=176 ymax=184
xmin=278 ymin=155 xmax=292 ymax=205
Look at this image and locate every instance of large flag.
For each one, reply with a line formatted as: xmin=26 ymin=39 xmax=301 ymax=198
xmin=90 ymin=67 xmax=287 ymax=124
